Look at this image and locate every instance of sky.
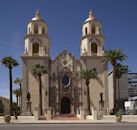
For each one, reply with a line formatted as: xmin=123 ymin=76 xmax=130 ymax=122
xmin=0 ymin=0 xmax=137 ymax=99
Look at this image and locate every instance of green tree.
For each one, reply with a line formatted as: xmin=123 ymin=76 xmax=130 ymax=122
xmin=102 ymin=49 xmax=127 ymax=112
xmin=80 ymin=68 xmax=97 ymax=115
xmin=31 ymin=63 xmax=47 ymax=115
xmin=1 ymin=56 xmax=19 ymax=115
xmin=14 ymin=77 xmax=22 ymax=113
xmin=13 ymin=88 xmax=21 ymax=107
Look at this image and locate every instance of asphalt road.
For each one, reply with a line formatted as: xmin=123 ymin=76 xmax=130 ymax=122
xmin=0 ymin=123 xmax=137 ymax=130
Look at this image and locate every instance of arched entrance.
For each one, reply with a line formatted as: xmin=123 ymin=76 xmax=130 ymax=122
xmin=61 ymin=97 xmax=71 ymax=114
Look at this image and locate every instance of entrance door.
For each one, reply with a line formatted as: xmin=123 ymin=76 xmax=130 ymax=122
xmin=61 ymin=97 xmax=71 ymax=114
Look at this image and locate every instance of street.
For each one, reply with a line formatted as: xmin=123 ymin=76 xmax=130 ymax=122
xmin=0 ymin=123 xmax=137 ymax=130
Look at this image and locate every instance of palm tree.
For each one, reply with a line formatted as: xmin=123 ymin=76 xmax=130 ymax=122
xmin=115 ymin=63 xmax=128 ymax=107
xmin=13 ymin=88 xmax=21 ymax=107
xmin=1 ymin=56 xmax=19 ymax=115
xmin=80 ymin=68 xmax=97 ymax=115
xmin=14 ymin=77 xmax=22 ymax=113
xmin=31 ymin=63 xmax=47 ymax=115
xmin=102 ymin=49 xmax=127 ymax=112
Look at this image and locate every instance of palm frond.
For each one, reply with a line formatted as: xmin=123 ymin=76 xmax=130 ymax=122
xmin=1 ymin=56 xmax=19 ymax=68
xmin=13 ymin=88 xmax=21 ymax=96
xmin=115 ymin=63 xmax=128 ymax=78
xmin=31 ymin=63 xmax=47 ymax=76
xmin=80 ymin=68 xmax=97 ymax=81
xmin=102 ymin=48 xmax=127 ymax=65
xmin=14 ymin=77 xmax=22 ymax=84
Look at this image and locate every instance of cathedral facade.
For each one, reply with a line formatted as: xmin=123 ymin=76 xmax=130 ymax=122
xmin=21 ymin=11 xmax=108 ymax=118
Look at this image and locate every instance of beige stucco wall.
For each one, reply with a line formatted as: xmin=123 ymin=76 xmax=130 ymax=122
xmin=108 ymin=71 xmax=128 ymax=110
xmin=22 ymin=56 xmax=50 ymax=114
xmin=81 ymin=56 xmax=108 ymax=113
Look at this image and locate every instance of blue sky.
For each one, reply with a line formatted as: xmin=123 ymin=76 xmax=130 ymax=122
xmin=0 ymin=0 xmax=137 ymax=99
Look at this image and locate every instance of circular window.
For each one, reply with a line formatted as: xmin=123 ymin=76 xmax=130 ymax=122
xmin=62 ymin=74 xmax=70 ymax=87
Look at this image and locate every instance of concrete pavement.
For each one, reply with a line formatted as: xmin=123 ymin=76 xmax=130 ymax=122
xmin=1 ymin=115 xmax=137 ymax=124
xmin=1 ymin=123 xmax=137 ymax=130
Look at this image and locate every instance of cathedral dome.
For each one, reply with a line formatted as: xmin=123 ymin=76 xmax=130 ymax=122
xmin=27 ymin=10 xmax=48 ymax=35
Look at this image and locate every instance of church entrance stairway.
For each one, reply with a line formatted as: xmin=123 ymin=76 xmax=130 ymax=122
xmin=51 ymin=114 xmax=79 ymax=120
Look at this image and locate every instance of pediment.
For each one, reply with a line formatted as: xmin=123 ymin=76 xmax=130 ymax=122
xmin=53 ymin=49 xmax=76 ymax=72
xmin=54 ymin=49 xmax=75 ymax=61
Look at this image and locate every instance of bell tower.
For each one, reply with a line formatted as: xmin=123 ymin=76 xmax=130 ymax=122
xmin=22 ymin=11 xmax=50 ymax=115
xmin=24 ymin=10 xmax=50 ymax=56
xmin=80 ymin=11 xmax=104 ymax=56
xmin=80 ymin=11 xmax=108 ymax=114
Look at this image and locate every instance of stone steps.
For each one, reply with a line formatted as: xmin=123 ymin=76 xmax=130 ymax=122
xmin=52 ymin=114 xmax=79 ymax=120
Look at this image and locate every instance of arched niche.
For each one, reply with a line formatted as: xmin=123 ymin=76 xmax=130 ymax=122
xmin=42 ymin=27 xmax=45 ymax=34
xmin=91 ymin=42 xmax=97 ymax=53
xmin=32 ymin=42 xmax=39 ymax=54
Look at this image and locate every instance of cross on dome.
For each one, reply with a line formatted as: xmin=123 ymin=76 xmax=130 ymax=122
xmin=31 ymin=9 xmax=41 ymax=21
xmin=35 ymin=9 xmax=41 ymax=18
xmin=85 ymin=10 xmax=96 ymax=22
xmin=88 ymin=10 xmax=95 ymax=20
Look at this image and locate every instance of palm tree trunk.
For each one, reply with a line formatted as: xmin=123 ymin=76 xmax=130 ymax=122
xmin=86 ymin=80 xmax=91 ymax=115
xmin=39 ymin=75 xmax=43 ymax=115
xmin=20 ymin=83 xmax=22 ymax=114
xmin=118 ymin=78 xmax=120 ymax=99
xmin=118 ymin=78 xmax=120 ymax=108
xmin=113 ymin=65 xmax=117 ymax=113
xmin=9 ymin=67 xmax=13 ymax=115
xmin=16 ymin=96 xmax=18 ymax=107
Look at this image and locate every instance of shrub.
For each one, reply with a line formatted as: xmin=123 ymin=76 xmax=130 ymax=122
xmin=4 ymin=115 xmax=11 ymax=123
xmin=116 ymin=109 xmax=124 ymax=117
xmin=115 ymin=109 xmax=124 ymax=122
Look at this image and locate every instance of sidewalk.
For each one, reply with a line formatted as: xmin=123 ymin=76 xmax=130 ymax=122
xmin=1 ymin=115 xmax=137 ymax=124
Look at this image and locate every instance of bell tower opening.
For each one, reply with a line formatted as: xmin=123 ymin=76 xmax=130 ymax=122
xmin=92 ymin=25 xmax=96 ymax=34
xmin=85 ymin=27 xmax=88 ymax=35
xmin=61 ymin=97 xmax=71 ymax=114
xmin=34 ymin=24 xmax=38 ymax=34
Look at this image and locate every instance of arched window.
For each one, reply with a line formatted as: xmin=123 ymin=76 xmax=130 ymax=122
xmin=42 ymin=28 xmax=45 ymax=34
xmin=32 ymin=42 xmax=39 ymax=54
xmin=91 ymin=43 xmax=97 ymax=53
xmin=92 ymin=26 xmax=96 ymax=34
xmin=34 ymin=24 xmax=38 ymax=34
xmin=28 ymin=27 xmax=31 ymax=34
xmin=85 ymin=27 xmax=88 ymax=35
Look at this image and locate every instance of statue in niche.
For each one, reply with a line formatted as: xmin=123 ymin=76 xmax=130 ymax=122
xmin=99 ymin=93 xmax=104 ymax=111
xmin=27 ymin=92 xmax=31 ymax=101
xmin=22 ymin=91 xmax=32 ymax=115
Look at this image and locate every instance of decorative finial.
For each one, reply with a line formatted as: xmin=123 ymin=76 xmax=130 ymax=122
xmin=89 ymin=10 xmax=93 ymax=15
xmin=36 ymin=9 xmax=40 ymax=14
xmin=88 ymin=10 xmax=95 ymax=20
xmin=31 ymin=9 xmax=42 ymax=20
xmin=35 ymin=9 xmax=41 ymax=19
